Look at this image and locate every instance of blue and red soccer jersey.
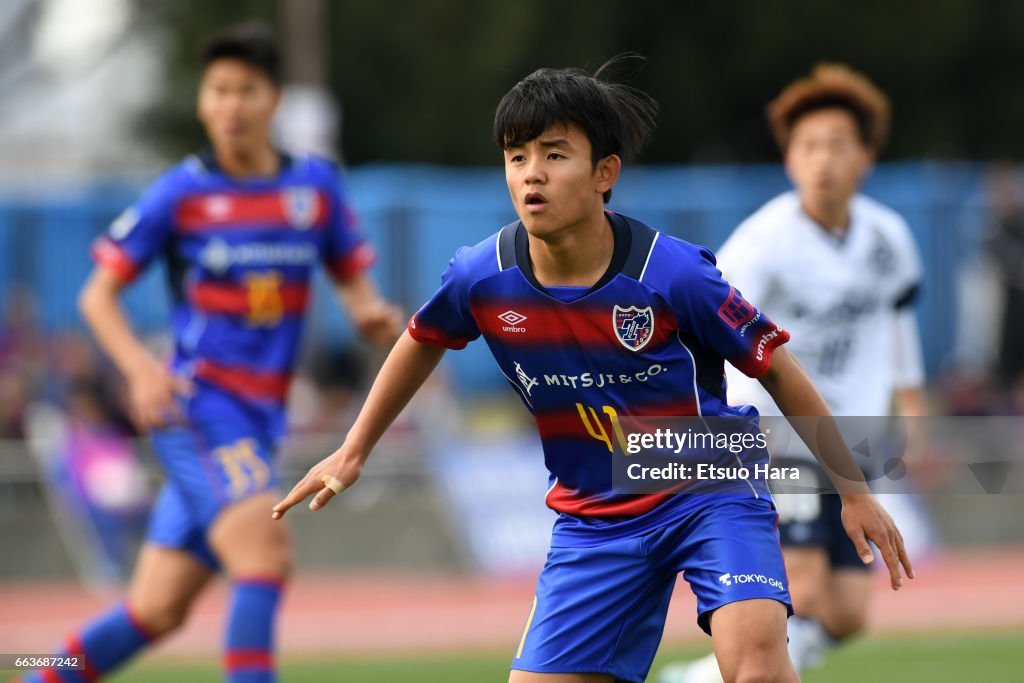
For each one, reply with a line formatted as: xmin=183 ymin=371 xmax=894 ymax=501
xmin=93 ymin=151 xmax=374 ymax=431
xmin=92 ymin=151 xmax=374 ymax=565
xmin=409 ymin=212 xmax=790 ymax=545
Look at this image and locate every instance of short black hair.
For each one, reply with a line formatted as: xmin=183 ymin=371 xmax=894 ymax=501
xmin=494 ymin=58 xmax=658 ymax=202
xmin=202 ymin=22 xmax=282 ymax=86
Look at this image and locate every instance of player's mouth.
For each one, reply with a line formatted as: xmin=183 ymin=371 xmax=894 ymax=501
xmin=524 ymin=193 xmax=548 ymax=213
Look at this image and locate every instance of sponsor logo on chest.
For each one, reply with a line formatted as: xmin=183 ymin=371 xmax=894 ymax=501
xmin=198 ymin=237 xmax=318 ymax=274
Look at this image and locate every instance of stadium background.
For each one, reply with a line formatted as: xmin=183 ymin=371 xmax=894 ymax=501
xmin=1 ymin=1 xmax=1022 ymax=681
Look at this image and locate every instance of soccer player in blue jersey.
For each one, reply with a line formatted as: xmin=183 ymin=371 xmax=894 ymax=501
xmin=13 ymin=24 xmax=399 ymax=683
xmin=272 ymin=64 xmax=912 ymax=683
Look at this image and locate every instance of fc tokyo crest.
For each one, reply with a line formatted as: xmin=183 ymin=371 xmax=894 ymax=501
xmin=613 ymin=305 xmax=654 ymax=351
xmin=283 ymin=187 xmax=320 ymax=230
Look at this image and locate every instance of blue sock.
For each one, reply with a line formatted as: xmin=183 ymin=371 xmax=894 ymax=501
xmin=18 ymin=603 xmax=155 ymax=683
xmin=224 ymin=578 xmax=283 ymax=683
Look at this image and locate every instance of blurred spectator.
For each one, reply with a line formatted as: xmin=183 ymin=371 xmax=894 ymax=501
xmin=0 ymin=286 xmax=46 ymax=373
xmin=985 ymin=163 xmax=1024 ymax=393
xmin=0 ymin=373 xmax=28 ymax=438
xmin=44 ymin=331 xmax=136 ymax=433
xmin=289 ymin=344 xmax=368 ymax=435
xmin=0 ymin=286 xmax=46 ymax=437
xmin=27 ymin=378 xmax=149 ymax=587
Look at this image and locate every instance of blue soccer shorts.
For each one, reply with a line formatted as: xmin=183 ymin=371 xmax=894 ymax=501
xmin=512 ymin=497 xmax=791 ymax=683
xmin=770 ymin=457 xmax=869 ymax=571
xmin=145 ymin=390 xmax=279 ymax=570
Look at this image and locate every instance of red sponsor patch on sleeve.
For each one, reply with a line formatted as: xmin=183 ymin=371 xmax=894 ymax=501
xmin=717 ymin=286 xmax=756 ymax=329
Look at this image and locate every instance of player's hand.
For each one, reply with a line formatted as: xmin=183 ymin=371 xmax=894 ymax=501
xmin=352 ymin=300 xmax=404 ymax=346
xmin=840 ymin=493 xmax=914 ymax=590
xmin=271 ymin=448 xmax=364 ymax=519
xmin=125 ymin=357 xmax=194 ymax=432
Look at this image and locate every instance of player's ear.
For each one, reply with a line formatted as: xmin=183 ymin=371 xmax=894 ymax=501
xmin=782 ymin=148 xmax=798 ymax=185
xmin=595 ymin=154 xmax=621 ymax=196
xmin=195 ymin=68 xmax=211 ymax=121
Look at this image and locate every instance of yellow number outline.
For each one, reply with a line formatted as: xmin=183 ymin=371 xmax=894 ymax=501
xmin=214 ymin=438 xmax=271 ymax=499
xmin=245 ymin=270 xmax=285 ymax=327
xmin=576 ymin=403 xmax=629 ymax=454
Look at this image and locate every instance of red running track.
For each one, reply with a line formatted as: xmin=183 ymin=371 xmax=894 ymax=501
xmin=0 ymin=548 xmax=1021 ymax=657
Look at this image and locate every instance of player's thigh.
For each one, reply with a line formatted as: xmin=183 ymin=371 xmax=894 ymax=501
xmin=781 ymin=545 xmax=829 ymax=616
xmin=127 ymin=542 xmax=214 ymax=634
xmin=508 ymin=672 xmax=613 ymax=683
xmin=209 ymin=490 xmax=292 ymax=579
xmin=709 ymin=599 xmax=797 ymax=683
xmin=817 ymin=568 xmax=873 ymax=639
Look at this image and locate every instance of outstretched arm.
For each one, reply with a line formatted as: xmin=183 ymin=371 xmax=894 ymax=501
xmin=272 ymin=330 xmax=445 ymax=518
xmin=758 ymin=347 xmax=914 ymax=590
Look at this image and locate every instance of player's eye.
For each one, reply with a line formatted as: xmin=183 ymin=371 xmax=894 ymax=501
xmin=510 ymin=154 xmax=526 ymax=163
xmin=832 ymin=138 xmax=852 ymax=152
xmin=547 ymin=152 xmax=565 ymax=160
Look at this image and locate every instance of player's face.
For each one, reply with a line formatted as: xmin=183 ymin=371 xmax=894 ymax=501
xmin=197 ymin=58 xmax=279 ymax=155
xmin=503 ymin=124 xmax=618 ymax=239
xmin=785 ymin=108 xmax=872 ymax=216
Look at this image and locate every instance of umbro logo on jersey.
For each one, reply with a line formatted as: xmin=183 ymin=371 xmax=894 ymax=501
xmin=499 ymin=310 xmax=527 ymax=325
xmin=498 ymin=310 xmax=527 ymax=333
xmin=613 ymin=305 xmax=653 ymax=351
xmin=204 ymin=194 xmax=233 ymax=219
xmin=755 ymin=328 xmax=781 ymax=361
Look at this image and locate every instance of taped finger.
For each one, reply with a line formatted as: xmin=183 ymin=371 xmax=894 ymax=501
xmin=310 ymin=486 xmax=336 ymax=511
xmin=321 ymin=474 xmax=346 ymax=495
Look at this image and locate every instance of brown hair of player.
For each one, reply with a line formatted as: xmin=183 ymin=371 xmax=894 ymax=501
xmin=767 ymin=63 xmax=891 ymax=154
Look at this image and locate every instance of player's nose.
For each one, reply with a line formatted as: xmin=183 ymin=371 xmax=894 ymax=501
xmin=522 ymin=155 xmax=546 ymax=184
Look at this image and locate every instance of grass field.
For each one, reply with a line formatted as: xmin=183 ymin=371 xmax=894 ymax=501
xmin=102 ymin=629 xmax=1023 ymax=682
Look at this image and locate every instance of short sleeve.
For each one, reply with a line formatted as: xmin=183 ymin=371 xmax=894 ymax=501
xmin=892 ymin=308 xmax=925 ymax=388
xmin=407 ymin=248 xmax=481 ymax=350
xmin=673 ymin=246 xmax=790 ymax=378
xmin=90 ymin=172 xmax=177 ymax=283
xmin=890 ymin=216 xmax=922 ymax=310
xmin=322 ymin=173 xmax=376 ymax=282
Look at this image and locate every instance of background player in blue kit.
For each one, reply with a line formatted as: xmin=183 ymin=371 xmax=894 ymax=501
xmin=14 ymin=23 xmax=400 ymax=683
xmin=272 ymin=64 xmax=912 ymax=683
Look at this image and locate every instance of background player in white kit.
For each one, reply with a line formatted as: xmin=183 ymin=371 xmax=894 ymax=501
xmin=660 ymin=63 xmax=928 ymax=682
